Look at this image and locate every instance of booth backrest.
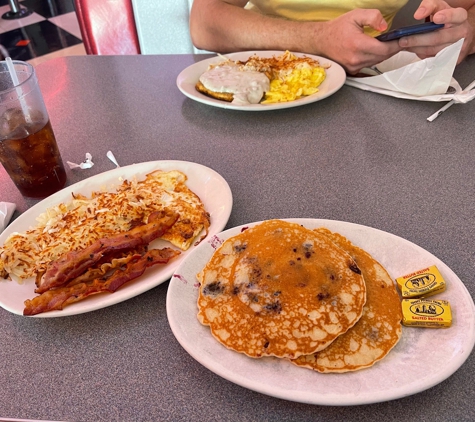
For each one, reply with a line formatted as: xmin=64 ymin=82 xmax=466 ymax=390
xmin=74 ymin=0 xmax=141 ymax=55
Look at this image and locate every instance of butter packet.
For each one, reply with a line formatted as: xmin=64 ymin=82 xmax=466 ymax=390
xmin=402 ymin=298 xmax=452 ymax=328
xmin=396 ymin=265 xmax=446 ymax=298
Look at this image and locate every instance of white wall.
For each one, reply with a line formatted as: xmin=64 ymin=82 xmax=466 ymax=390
xmin=131 ymin=0 xmax=206 ymax=54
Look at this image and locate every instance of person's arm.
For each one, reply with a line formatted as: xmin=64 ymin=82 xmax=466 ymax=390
xmin=398 ymin=0 xmax=475 ymax=62
xmin=190 ymin=0 xmax=314 ymax=53
xmin=189 ymin=0 xmax=402 ymax=74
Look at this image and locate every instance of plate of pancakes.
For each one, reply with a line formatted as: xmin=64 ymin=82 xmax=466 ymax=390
xmin=167 ymin=218 xmax=475 ymax=405
xmin=176 ymin=51 xmax=346 ymax=111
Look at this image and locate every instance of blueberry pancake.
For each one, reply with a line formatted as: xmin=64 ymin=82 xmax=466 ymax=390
xmin=292 ymin=228 xmax=402 ymax=372
xmin=197 ymin=220 xmax=366 ymax=359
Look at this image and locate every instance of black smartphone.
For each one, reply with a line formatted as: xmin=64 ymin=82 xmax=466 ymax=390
xmin=376 ymin=22 xmax=444 ymax=42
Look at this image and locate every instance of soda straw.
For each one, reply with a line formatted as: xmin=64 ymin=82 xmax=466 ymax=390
xmin=5 ymin=57 xmax=20 ymax=85
xmin=5 ymin=57 xmax=31 ymax=123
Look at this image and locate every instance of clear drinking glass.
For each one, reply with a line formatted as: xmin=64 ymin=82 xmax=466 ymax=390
xmin=0 ymin=60 xmax=66 ymax=198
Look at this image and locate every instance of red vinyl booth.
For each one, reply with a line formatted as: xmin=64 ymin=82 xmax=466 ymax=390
xmin=74 ymin=0 xmax=141 ymax=55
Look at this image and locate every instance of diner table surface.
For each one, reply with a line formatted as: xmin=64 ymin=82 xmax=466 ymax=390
xmin=1 ymin=53 xmax=475 ymax=422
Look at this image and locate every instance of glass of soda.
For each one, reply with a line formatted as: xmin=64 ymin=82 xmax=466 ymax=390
xmin=0 ymin=60 xmax=66 ymax=198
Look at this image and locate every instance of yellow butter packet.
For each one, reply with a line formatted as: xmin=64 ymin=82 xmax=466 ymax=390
xmin=396 ymin=265 xmax=446 ymax=298
xmin=401 ymin=298 xmax=452 ymax=328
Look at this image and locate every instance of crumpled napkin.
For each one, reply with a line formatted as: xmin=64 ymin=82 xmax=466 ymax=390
xmin=345 ymin=38 xmax=475 ymax=103
xmin=67 ymin=152 xmax=94 ymax=169
xmin=0 ymin=202 xmax=16 ymax=234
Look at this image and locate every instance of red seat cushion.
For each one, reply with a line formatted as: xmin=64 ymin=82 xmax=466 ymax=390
xmin=74 ymin=0 xmax=141 ymax=55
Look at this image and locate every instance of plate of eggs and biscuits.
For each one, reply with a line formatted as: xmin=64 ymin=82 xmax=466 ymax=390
xmin=176 ymin=50 xmax=346 ymax=110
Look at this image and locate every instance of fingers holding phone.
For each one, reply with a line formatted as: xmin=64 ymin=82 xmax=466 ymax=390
xmin=398 ymin=23 xmax=473 ymax=62
xmin=376 ymin=22 xmax=444 ymax=42
xmin=316 ymin=9 xmax=401 ymax=74
xmin=398 ymin=1 xmax=474 ymax=62
xmin=376 ymin=22 xmax=449 ymax=60
xmin=414 ymin=0 xmax=468 ymax=26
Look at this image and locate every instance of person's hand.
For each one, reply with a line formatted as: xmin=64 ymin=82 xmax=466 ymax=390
xmin=315 ymin=9 xmax=402 ymax=74
xmin=399 ymin=0 xmax=474 ymax=63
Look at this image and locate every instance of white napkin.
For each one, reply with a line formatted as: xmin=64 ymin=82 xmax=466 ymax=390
xmin=0 ymin=202 xmax=16 ymax=234
xmin=67 ymin=152 xmax=94 ymax=169
xmin=346 ymin=39 xmax=475 ymax=103
xmin=106 ymin=150 xmax=120 ymax=167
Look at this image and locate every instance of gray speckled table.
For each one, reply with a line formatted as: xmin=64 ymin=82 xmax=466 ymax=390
xmin=1 ymin=54 xmax=475 ymax=422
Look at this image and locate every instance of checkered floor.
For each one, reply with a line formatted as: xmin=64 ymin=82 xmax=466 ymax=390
xmin=0 ymin=0 xmax=83 ymax=62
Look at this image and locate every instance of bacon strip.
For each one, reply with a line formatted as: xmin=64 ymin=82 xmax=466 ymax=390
xmin=36 ymin=210 xmax=179 ymax=294
xmin=24 ymin=248 xmax=180 ymax=316
xmin=61 ymin=251 xmax=145 ymax=287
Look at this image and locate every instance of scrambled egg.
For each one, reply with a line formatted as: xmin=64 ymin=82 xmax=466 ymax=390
xmin=262 ymin=66 xmax=326 ymax=104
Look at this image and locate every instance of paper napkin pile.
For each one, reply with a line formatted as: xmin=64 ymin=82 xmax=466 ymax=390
xmin=346 ymin=39 xmax=475 ymax=103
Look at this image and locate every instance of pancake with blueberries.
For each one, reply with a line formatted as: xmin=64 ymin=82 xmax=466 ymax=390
xmin=196 ymin=220 xmax=366 ymax=359
xmin=292 ymin=228 xmax=402 ymax=372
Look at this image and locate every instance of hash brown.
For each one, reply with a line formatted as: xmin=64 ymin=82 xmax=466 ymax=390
xmin=0 ymin=169 xmax=210 ymax=281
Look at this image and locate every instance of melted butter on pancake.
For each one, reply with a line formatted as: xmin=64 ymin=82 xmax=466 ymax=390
xmin=197 ymin=220 xmax=367 ymax=359
xmin=292 ymin=228 xmax=402 ymax=372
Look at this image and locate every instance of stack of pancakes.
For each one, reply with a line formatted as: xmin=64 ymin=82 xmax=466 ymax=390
xmin=197 ymin=220 xmax=402 ymax=373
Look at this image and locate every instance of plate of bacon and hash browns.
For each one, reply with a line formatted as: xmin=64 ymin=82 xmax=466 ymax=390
xmin=176 ymin=50 xmax=346 ymax=111
xmin=0 ymin=160 xmax=233 ymax=318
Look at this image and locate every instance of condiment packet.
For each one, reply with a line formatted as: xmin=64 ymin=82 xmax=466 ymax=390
xmin=0 ymin=202 xmax=16 ymax=233
xmin=345 ymin=39 xmax=475 ymax=103
xmin=67 ymin=152 xmax=94 ymax=169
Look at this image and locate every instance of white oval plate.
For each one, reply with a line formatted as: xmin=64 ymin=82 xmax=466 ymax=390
xmin=0 ymin=160 xmax=233 ymax=318
xmin=167 ymin=219 xmax=475 ymax=406
xmin=176 ymin=51 xmax=346 ymax=111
